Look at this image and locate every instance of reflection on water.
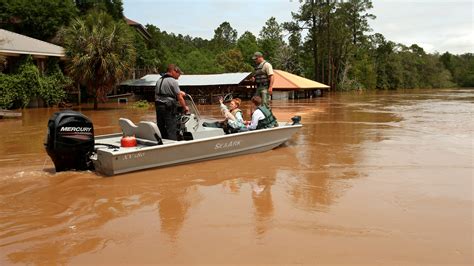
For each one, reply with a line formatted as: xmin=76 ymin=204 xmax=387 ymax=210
xmin=0 ymin=89 xmax=472 ymax=264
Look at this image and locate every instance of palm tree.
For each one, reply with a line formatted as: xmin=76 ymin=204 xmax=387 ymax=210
xmin=61 ymin=11 xmax=135 ymax=109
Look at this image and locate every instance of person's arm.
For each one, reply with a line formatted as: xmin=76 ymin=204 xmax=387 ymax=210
xmin=219 ymin=98 xmax=235 ymax=120
xmin=173 ymin=80 xmax=189 ymax=113
xmin=219 ymin=101 xmax=228 ymax=113
xmin=248 ymin=109 xmax=264 ymax=130
xmin=176 ymin=87 xmax=189 ymax=114
xmin=268 ymin=74 xmax=274 ymax=95
xmin=266 ymin=63 xmax=274 ymax=94
xmin=250 ymin=69 xmax=256 ymax=83
xmin=176 ymin=91 xmax=189 ymax=113
xmin=223 ymin=108 xmax=236 ymax=121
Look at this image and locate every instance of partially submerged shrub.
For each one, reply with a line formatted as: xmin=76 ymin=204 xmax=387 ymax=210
xmin=0 ymin=56 xmax=69 ymax=109
xmin=131 ymin=100 xmax=151 ymax=109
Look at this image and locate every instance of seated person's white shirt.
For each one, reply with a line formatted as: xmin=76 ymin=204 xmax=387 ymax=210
xmin=248 ymin=109 xmax=265 ymax=130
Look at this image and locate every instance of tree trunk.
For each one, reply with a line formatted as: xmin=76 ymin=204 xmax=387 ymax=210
xmin=326 ymin=0 xmax=332 ymax=90
xmin=311 ymin=9 xmax=318 ymax=81
xmin=317 ymin=13 xmax=323 ymax=81
xmin=93 ymin=87 xmax=98 ymax=110
xmin=331 ymin=57 xmax=336 ymax=89
xmin=321 ymin=59 xmax=325 ymax=84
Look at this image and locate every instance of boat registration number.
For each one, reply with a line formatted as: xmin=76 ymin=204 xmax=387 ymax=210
xmin=122 ymin=152 xmax=146 ymax=160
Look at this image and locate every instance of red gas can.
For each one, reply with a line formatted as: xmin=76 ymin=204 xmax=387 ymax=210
xmin=121 ymin=136 xmax=137 ymax=147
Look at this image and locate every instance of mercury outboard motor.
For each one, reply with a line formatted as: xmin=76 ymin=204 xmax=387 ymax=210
xmin=45 ymin=110 xmax=94 ymax=172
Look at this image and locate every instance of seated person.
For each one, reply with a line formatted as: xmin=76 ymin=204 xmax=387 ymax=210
xmin=203 ymin=97 xmax=245 ymax=133
xmin=245 ymin=96 xmax=278 ymax=130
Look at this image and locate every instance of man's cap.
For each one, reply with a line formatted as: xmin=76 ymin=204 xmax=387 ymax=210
xmin=168 ymin=64 xmax=183 ymax=74
xmin=252 ymin=51 xmax=263 ymax=60
xmin=174 ymin=66 xmax=183 ymax=74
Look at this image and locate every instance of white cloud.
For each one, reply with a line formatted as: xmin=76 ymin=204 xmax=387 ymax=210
xmin=369 ymin=0 xmax=473 ymax=54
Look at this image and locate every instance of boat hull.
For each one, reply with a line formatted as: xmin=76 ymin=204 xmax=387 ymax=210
xmin=92 ymin=123 xmax=301 ymax=176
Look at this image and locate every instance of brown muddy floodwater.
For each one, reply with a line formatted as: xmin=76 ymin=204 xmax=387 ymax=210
xmin=0 ymin=89 xmax=472 ymax=265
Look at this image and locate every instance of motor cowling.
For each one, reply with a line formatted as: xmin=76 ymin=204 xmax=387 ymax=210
xmin=45 ymin=110 xmax=94 ymax=172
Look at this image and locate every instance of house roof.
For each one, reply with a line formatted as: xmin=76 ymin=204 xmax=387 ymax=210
xmin=122 ymin=70 xmax=329 ymax=91
xmin=273 ymin=70 xmax=330 ymax=90
xmin=180 ymin=72 xmax=252 ymax=86
xmin=125 ymin=17 xmax=151 ymax=40
xmin=123 ymin=72 xmax=252 ymax=87
xmin=0 ymin=29 xmax=65 ymax=57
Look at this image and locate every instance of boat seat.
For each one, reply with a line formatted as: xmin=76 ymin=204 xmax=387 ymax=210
xmin=119 ymin=118 xmax=163 ymax=145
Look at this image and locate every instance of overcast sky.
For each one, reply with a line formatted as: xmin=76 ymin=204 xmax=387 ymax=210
xmin=123 ymin=0 xmax=473 ymax=54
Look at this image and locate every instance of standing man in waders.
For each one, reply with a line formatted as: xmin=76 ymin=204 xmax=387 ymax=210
xmin=155 ymin=64 xmax=189 ymax=140
xmin=252 ymin=51 xmax=274 ymax=108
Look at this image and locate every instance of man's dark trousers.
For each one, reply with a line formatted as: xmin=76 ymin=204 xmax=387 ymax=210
xmin=155 ymin=102 xmax=178 ymax=140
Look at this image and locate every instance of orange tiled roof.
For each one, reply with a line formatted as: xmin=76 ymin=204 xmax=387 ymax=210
xmin=273 ymin=70 xmax=329 ymax=90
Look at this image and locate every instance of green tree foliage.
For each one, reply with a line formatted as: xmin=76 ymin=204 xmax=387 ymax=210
xmin=40 ymin=58 xmax=72 ymax=106
xmin=341 ymin=50 xmax=376 ymax=90
xmin=0 ymin=0 xmax=78 ymax=41
xmin=0 ymin=56 xmax=68 ymax=109
xmin=216 ymin=49 xmax=253 ymax=72
xmin=212 ymin=22 xmax=238 ymax=50
xmin=237 ymin=31 xmax=260 ymax=65
xmin=151 ymin=29 xmax=219 ymax=74
xmin=61 ymin=11 xmax=135 ymax=109
xmin=286 ymin=29 xmax=304 ymax=74
xmin=145 ymin=25 xmax=167 ymax=67
xmin=2 ymin=0 xmax=471 ymax=94
xmin=343 ymin=0 xmax=375 ymax=45
xmin=288 ymin=0 xmax=460 ymax=90
xmin=133 ymin=31 xmax=161 ymax=74
xmin=258 ymin=17 xmax=284 ymax=63
xmin=75 ymin=0 xmax=124 ymax=20
xmin=440 ymin=52 xmax=474 ymax=87
xmin=273 ymin=45 xmax=304 ymax=75
xmin=176 ymin=50 xmax=220 ymax=74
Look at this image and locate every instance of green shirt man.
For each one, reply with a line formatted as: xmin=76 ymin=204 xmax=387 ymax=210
xmin=252 ymin=52 xmax=274 ymax=108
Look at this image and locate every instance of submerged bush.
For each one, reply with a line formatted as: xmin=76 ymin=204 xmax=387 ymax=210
xmin=131 ymin=100 xmax=151 ymax=109
xmin=0 ymin=56 xmax=70 ymax=109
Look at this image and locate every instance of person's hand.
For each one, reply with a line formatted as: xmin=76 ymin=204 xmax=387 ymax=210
xmin=268 ymin=87 xmax=273 ymax=95
xmin=183 ymin=106 xmax=190 ymax=114
xmin=244 ymin=120 xmax=250 ymax=125
xmin=218 ymin=96 xmax=223 ymax=104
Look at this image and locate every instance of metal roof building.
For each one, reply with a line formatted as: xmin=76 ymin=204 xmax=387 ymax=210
xmin=121 ymin=72 xmax=253 ymax=103
xmin=123 ymin=72 xmax=252 ymax=87
xmin=0 ymin=29 xmax=65 ymax=58
xmin=120 ymin=70 xmax=329 ymax=102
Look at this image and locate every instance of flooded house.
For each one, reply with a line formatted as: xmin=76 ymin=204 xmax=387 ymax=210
xmin=120 ymin=70 xmax=329 ymax=103
xmin=0 ymin=29 xmax=67 ymax=107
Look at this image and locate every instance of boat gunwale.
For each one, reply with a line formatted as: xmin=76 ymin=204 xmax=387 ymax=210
xmin=94 ymin=123 xmax=302 ymax=155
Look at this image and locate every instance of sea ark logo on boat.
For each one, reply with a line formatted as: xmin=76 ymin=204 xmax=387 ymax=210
xmin=215 ymin=140 xmax=241 ymax=150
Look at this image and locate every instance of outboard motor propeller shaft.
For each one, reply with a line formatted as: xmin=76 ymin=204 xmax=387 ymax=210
xmin=45 ymin=110 xmax=94 ymax=172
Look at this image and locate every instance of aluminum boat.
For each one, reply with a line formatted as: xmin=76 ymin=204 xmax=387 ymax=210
xmin=45 ymin=96 xmax=302 ymax=176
